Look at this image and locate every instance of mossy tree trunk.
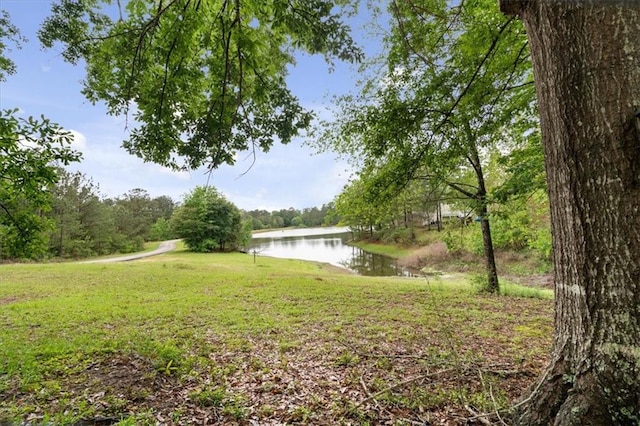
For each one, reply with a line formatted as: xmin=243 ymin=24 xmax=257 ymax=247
xmin=500 ymin=1 xmax=640 ymax=424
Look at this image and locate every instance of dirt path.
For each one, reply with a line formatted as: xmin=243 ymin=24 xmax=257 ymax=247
xmin=79 ymin=239 xmax=180 ymax=264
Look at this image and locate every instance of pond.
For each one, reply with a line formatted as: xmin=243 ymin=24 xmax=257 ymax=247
xmin=248 ymin=227 xmax=417 ymax=277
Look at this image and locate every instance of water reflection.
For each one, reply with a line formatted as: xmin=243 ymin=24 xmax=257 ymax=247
xmin=249 ymin=227 xmax=416 ymax=277
xmin=340 ymin=246 xmax=416 ymax=277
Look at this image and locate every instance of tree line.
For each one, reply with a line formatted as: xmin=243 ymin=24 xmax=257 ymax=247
xmin=333 ymin=165 xmax=551 ymax=264
xmin=244 ymin=204 xmax=339 ymax=230
xmin=1 ymin=167 xmax=173 ymax=260
xmin=0 ymin=165 xmax=339 ymax=261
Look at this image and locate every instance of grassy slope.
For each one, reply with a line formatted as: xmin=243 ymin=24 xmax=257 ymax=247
xmin=0 ymin=249 xmax=552 ymax=425
xmin=349 ymin=240 xmax=413 ymax=258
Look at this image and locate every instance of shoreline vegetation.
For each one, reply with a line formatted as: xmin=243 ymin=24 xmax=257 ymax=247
xmin=1 ymin=236 xmax=553 ymax=425
xmin=253 ymin=226 xmax=551 ymax=278
xmin=348 ymin=228 xmax=553 ymax=289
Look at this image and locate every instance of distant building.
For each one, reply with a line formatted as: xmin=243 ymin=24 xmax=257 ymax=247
xmin=423 ymin=203 xmax=470 ymax=229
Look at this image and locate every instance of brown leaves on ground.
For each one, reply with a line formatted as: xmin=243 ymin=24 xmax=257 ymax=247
xmin=2 ymin=295 xmax=552 ymax=426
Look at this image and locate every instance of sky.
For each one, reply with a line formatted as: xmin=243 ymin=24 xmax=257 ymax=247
xmin=0 ymin=0 xmax=381 ymax=211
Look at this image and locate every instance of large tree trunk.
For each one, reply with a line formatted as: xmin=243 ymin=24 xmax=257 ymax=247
xmin=500 ymin=1 xmax=640 ymax=424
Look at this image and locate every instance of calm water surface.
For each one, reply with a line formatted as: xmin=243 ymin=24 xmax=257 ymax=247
xmin=248 ymin=227 xmax=416 ymax=277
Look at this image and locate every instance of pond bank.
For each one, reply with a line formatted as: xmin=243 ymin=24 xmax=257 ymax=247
xmin=352 ymin=237 xmax=553 ymax=288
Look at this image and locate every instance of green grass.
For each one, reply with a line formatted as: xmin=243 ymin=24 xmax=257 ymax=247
xmin=142 ymin=240 xmax=163 ymax=250
xmin=349 ymin=240 xmax=413 ymax=258
xmin=0 ymin=248 xmax=553 ymax=425
xmin=467 ymin=274 xmax=553 ymax=299
xmin=500 ymin=281 xmax=553 ymax=299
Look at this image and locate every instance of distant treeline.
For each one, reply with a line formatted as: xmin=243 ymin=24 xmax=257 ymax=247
xmin=243 ymin=204 xmax=339 ymax=230
xmin=0 ymin=168 xmax=339 ymax=261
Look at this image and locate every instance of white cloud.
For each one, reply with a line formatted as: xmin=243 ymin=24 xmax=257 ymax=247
xmin=68 ymin=129 xmax=87 ymax=150
xmin=153 ymin=164 xmax=192 ymax=180
xmin=309 ymin=161 xmax=352 ymax=204
xmin=17 ymin=134 xmax=38 ymax=149
xmin=15 ymin=128 xmax=86 ymax=151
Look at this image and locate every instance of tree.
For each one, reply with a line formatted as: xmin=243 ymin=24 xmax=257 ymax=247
xmin=171 ymin=186 xmax=249 ymax=252
xmin=320 ymin=202 xmax=340 ymax=226
xmin=320 ymin=0 xmax=536 ymax=292
xmin=112 ymin=188 xmax=154 ymax=243
xmin=147 ymin=195 xmax=176 ymax=241
xmin=0 ymin=181 xmax=52 ymax=260
xmin=149 ymin=217 xmax=175 ymax=241
xmin=244 ymin=209 xmax=271 ymax=230
xmin=39 ymin=0 xmax=361 ymax=171
xmin=490 ymin=133 xmax=551 ymax=260
xmin=0 ymin=111 xmax=81 ymax=260
xmin=275 ymin=208 xmax=299 ymax=227
xmin=46 ymin=169 xmax=137 ymax=258
xmin=334 ymin=176 xmax=395 ymax=237
xmin=49 ymin=169 xmax=98 ymax=257
xmin=0 ymin=11 xmax=81 ymax=260
xmin=150 ymin=195 xmax=176 ymax=222
xmin=499 ymin=1 xmax=640 ymax=424
xmin=0 ymin=10 xmax=24 ymax=81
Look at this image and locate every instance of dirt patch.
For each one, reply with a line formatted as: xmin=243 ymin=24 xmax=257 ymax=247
xmin=0 ymin=297 xmax=19 ymax=305
xmin=0 ymin=296 xmax=28 ymax=306
xmin=399 ymin=242 xmax=449 ymax=269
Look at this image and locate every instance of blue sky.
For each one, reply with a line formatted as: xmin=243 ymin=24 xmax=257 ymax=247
xmin=0 ymin=1 xmax=380 ymax=211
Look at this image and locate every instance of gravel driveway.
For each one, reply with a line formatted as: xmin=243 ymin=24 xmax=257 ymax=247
xmin=79 ymin=239 xmax=180 ymax=264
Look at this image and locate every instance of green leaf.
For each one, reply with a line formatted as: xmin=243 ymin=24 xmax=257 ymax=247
xmin=39 ymin=0 xmax=362 ymax=170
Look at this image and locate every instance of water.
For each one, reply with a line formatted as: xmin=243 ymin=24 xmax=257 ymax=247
xmin=248 ymin=227 xmax=416 ymax=277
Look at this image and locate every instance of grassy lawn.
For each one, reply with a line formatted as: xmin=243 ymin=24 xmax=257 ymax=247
xmin=0 ymin=249 xmax=552 ymax=425
xmin=349 ymin=240 xmax=413 ymax=259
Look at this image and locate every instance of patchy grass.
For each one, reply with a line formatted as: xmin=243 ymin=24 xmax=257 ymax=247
xmin=0 ymin=249 xmax=552 ymax=425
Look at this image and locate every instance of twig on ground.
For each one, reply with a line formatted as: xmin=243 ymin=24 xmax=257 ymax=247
xmin=490 ymin=382 xmax=509 ymax=426
xmin=510 ymin=365 xmax=550 ymax=410
xmin=355 ymin=368 xmax=456 ymax=408
xmin=359 ymin=375 xmax=373 ymax=399
xmin=478 ymin=369 xmax=509 ymax=426
xmin=464 ymin=405 xmax=492 ymax=426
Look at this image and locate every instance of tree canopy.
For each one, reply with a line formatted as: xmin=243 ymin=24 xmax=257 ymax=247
xmin=39 ymin=0 xmax=362 ymax=171
xmin=0 ymin=111 xmax=81 ymax=259
xmin=171 ymin=186 xmax=249 ymax=252
xmin=318 ymin=0 xmax=538 ymax=292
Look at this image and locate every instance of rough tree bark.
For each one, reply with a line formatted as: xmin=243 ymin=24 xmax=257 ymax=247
xmin=499 ymin=1 xmax=640 ymax=424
